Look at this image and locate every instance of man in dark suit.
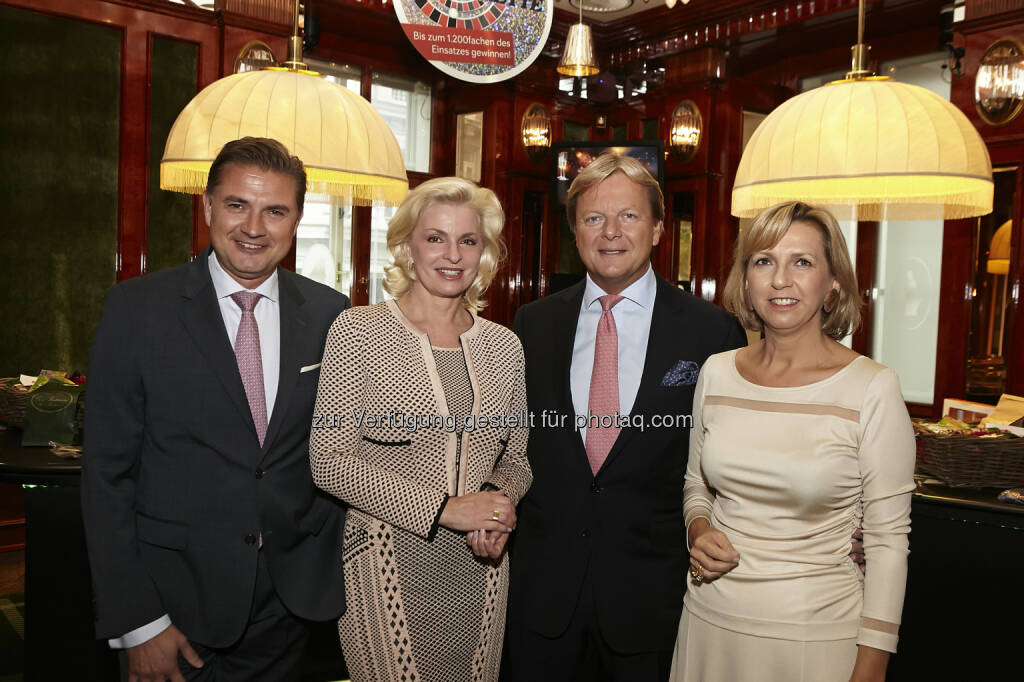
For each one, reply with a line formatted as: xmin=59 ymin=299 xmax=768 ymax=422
xmin=506 ymin=154 xmax=747 ymax=680
xmin=82 ymin=137 xmax=348 ymax=681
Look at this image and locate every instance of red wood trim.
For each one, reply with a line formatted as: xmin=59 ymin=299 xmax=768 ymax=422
xmin=1004 ymin=165 xmax=1024 ymax=397
xmin=932 ymin=218 xmax=975 ymax=419
xmin=119 ymin=23 xmax=149 ymax=281
xmin=350 ymin=206 xmax=372 ymax=306
xmin=851 ymin=221 xmax=877 ymax=356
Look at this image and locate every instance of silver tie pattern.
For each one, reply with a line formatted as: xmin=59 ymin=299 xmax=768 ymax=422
xmin=231 ymin=291 xmax=267 ymax=446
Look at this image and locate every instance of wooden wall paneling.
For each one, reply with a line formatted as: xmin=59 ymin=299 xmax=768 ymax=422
xmin=851 ymin=222 xmax=878 ymax=357
xmin=948 ymin=12 xmax=1024 ymax=401
xmin=0 ymin=0 xmax=221 ymax=279
xmin=502 ymin=178 xmax=526 ymax=318
xmin=1002 ymin=162 xmax=1024 ymax=397
xmin=952 ymin=16 xmax=1024 ymax=143
xmin=697 ymin=82 xmax=740 ymax=305
xmin=931 ymin=218 xmax=975 ymax=418
xmin=220 ymin=24 xmax=289 ymax=79
xmin=146 ymin=34 xmax=200 ymax=274
xmin=311 ymin=1 xmax=436 ymax=77
xmin=483 ymin=93 xmax=515 ymax=324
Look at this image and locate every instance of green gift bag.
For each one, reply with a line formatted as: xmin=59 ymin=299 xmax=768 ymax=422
xmin=21 ymin=381 xmax=83 ymax=446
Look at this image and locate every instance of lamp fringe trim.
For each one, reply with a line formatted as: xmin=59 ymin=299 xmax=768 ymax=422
xmin=160 ymin=164 xmax=409 ymax=207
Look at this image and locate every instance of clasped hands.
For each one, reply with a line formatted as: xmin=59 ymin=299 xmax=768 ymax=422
xmin=439 ymin=490 xmax=515 ymax=562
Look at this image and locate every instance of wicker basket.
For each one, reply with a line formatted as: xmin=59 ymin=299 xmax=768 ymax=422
xmin=914 ymin=420 xmax=1024 ymax=488
xmin=0 ymin=377 xmax=86 ymax=429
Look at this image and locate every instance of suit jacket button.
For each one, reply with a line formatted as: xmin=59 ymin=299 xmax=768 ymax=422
xmin=255 ymin=468 xmax=264 ymax=479
xmin=244 ymin=533 xmax=257 ymax=545
xmin=581 ymin=529 xmax=591 ymax=538
xmin=590 ymin=481 xmax=602 ymax=492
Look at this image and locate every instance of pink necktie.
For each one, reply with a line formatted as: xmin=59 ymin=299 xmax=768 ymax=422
xmin=586 ymin=294 xmax=624 ymax=474
xmin=231 ymin=291 xmax=267 ymax=447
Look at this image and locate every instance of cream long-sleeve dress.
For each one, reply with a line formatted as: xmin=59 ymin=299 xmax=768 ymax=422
xmin=670 ymin=349 xmax=915 ymax=682
xmin=310 ymin=300 xmax=532 ymax=682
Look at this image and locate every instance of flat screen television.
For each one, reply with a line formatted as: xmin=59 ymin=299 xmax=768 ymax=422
xmin=547 ymin=141 xmax=666 ymax=294
xmin=550 ymin=141 xmax=665 ymax=208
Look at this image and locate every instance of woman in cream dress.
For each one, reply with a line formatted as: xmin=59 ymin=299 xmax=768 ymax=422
xmin=671 ymin=202 xmax=915 ymax=682
xmin=310 ymin=177 xmax=532 ymax=682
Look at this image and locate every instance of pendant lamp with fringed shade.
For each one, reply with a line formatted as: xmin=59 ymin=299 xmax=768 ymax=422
xmin=987 ymin=219 xmax=1012 ymax=275
xmin=161 ymin=3 xmax=408 ymax=206
xmin=731 ymin=0 xmax=992 ymax=220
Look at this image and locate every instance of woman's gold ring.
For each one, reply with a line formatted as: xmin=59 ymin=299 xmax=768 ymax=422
xmin=491 ymin=509 xmax=501 ymax=521
xmin=689 ymin=564 xmax=705 ymax=584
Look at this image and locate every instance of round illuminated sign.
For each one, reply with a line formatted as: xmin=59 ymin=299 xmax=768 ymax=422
xmin=395 ymin=0 xmax=553 ymax=83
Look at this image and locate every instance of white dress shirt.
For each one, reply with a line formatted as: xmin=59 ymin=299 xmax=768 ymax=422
xmin=208 ymin=252 xmax=281 ymax=420
xmin=570 ymin=266 xmax=656 ymax=445
xmin=109 ymin=254 xmax=282 ymax=649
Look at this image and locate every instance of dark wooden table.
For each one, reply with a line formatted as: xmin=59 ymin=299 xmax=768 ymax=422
xmin=0 ymin=427 xmax=116 ymax=681
xmin=0 ymin=427 xmax=347 ymax=681
xmin=888 ymin=478 xmax=1024 ymax=681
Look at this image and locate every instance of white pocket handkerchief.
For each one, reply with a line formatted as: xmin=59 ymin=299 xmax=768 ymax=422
xmin=300 ymin=363 xmax=321 ymax=373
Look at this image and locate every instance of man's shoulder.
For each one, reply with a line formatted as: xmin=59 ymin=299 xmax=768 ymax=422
xmin=515 ymin=280 xmax=583 ymax=321
xmin=281 ymin=269 xmax=349 ymax=313
xmin=111 ymin=260 xmax=195 ymax=301
xmin=661 ymin=282 xmax=737 ymax=326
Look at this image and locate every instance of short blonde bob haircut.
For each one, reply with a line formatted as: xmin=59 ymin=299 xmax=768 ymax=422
xmin=566 ymin=153 xmax=665 ymax=227
xmin=723 ymin=201 xmax=861 ymax=341
xmin=383 ymin=176 xmax=507 ymax=312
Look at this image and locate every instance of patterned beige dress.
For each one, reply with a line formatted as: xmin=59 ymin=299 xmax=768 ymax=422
xmin=311 ymin=300 xmax=532 ymax=682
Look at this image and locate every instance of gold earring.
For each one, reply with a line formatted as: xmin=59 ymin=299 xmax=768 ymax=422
xmin=823 ymin=289 xmax=838 ymax=314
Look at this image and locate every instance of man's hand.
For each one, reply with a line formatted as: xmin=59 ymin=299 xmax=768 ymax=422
xmin=850 ymin=528 xmax=866 ymax=574
xmin=126 ymin=625 xmax=203 ymax=682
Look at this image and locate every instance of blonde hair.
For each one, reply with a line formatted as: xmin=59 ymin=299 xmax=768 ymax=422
xmin=723 ymin=202 xmax=861 ymax=341
xmin=566 ymin=153 xmax=665 ymax=228
xmin=383 ymin=177 xmax=507 ymax=312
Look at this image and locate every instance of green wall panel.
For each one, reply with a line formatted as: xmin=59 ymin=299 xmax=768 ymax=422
xmin=147 ymin=36 xmax=197 ymax=274
xmin=0 ymin=6 xmax=120 ymax=377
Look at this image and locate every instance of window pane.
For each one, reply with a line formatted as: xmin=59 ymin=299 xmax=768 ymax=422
xmin=456 ymin=111 xmax=483 ymax=182
xmin=870 ymin=52 xmax=950 ymax=403
xmin=369 ymin=205 xmax=397 ymax=304
xmin=292 ymin=61 xmax=360 ymax=298
xmin=296 ymin=194 xmax=354 ymax=297
xmin=306 ymin=59 xmax=361 ymax=94
xmin=372 ymin=72 xmax=431 ymax=173
xmin=871 ymin=219 xmax=942 ymax=403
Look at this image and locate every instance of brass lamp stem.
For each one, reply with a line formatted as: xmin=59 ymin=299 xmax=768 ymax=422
xmin=281 ymin=0 xmax=307 ymax=71
xmin=846 ymin=0 xmax=873 ymax=79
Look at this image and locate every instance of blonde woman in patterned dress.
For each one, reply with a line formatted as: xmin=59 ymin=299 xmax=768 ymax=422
xmin=310 ymin=177 xmax=532 ymax=682
xmin=670 ymin=202 xmax=915 ymax=682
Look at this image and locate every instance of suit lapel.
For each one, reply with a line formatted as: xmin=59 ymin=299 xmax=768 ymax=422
xmin=178 ymin=251 xmax=256 ymax=438
xmin=552 ymin=282 xmax=590 ymax=468
xmin=599 ymin=274 xmax=679 ymax=473
xmin=262 ymin=270 xmax=308 ymax=457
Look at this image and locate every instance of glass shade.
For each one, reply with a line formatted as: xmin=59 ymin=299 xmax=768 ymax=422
xmin=161 ymin=68 xmax=409 ymax=206
xmin=732 ymin=77 xmax=993 ymax=220
xmin=558 ymin=23 xmax=599 ymax=78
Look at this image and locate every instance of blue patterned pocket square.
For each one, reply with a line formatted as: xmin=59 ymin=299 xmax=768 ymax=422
xmin=660 ymin=360 xmax=700 ymax=387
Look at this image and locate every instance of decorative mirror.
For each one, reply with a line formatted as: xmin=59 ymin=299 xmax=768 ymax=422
xmin=975 ymin=37 xmax=1024 ymax=127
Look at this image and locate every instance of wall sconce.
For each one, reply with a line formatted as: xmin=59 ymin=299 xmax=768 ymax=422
xmin=521 ymin=103 xmax=552 ymax=163
xmin=669 ymin=100 xmax=702 ymax=162
xmin=975 ymin=37 xmax=1024 ymax=126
